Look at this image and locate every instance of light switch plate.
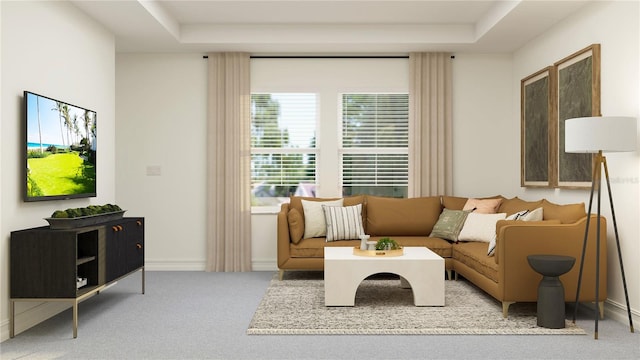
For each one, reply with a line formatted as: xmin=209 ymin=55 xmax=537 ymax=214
xmin=146 ymin=165 xmax=161 ymax=176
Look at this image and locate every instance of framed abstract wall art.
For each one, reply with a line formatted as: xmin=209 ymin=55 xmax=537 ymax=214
xmin=554 ymin=44 xmax=601 ymax=188
xmin=521 ymin=66 xmax=556 ymax=188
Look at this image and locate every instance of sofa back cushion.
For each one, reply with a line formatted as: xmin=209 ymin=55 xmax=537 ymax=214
xmin=441 ymin=196 xmax=468 ymax=210
xmin=442 ymin=195 xmax=503 ymax=212
xmin=366 ymin=196 xmax=441 ymax=236
xmin=462 ymin=198 xmax=503 ymax=214
xmin=287 ymin=208 xmax=305 ymax=244
xmin=288 ymin=195 xmax=366 ymax=242
xmin=498 ymin=197 xmax=544 ymax=215
xmin=541 ymin=199 xmax=586 ymax=223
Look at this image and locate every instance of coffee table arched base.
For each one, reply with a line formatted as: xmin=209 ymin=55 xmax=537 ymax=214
xmin=324 ymin=247 xmax=445 ymax=307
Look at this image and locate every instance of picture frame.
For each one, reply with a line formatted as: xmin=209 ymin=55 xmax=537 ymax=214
xmin=554 ymin=44 xmax=601 ymax=188
xmin=521 ymin=66 xmax=556 ymax=188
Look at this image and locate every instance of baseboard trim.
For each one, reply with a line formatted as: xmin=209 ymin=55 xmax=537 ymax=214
xmin=144 ymin=259 xmax=277 ymax=271
xmin=604 ymin=298 xmax=640 ymax=326
xmin=1 ymin=301 xmax=70 ymax=342
xmin=144 ymin=260 xmax=206 ymax=271
xmin=251 ymin=259 xmax=278 ymax=272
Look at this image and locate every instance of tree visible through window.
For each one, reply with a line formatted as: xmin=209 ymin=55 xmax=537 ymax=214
xmin=341 ymin=93 xmax=409 ymax=198
xmin=250 ymin=93 xmax=316 ymax=206
xmin=250 ymin=92 xmax=408 ymax=207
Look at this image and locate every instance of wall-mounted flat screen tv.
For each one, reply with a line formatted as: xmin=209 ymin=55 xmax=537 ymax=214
xmin=24 ymin=91 xmax=97 ymax=201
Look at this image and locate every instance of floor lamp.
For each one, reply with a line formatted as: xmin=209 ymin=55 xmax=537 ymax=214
xmin=565 ymin=116 xmax=636 ymax=339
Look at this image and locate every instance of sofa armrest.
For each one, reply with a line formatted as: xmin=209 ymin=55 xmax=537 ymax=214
xmin=496 ymin=215 xmax=607 ymax=302
xmin=277 ymin=203 xmax=291 ymax=268
xmin=494 ymin=220 xmax=560 ymax=265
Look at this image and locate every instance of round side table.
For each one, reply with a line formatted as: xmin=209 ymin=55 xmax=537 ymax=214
xmin=527 ymin=254 xmax=576 ymax=329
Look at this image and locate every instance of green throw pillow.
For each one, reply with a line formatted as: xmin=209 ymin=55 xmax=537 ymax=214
xmin=429 ymin=208 xmax=470 ymax=242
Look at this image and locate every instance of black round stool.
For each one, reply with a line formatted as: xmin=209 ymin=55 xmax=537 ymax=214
xmin=527 ymin=254 xmax=576 ymax=329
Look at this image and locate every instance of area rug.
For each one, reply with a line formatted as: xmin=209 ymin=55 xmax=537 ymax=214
xmin=247 ymin=273 xmax=586 ymax=335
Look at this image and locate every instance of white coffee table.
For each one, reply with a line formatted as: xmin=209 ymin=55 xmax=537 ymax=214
xmin=324 ymin=246 xmax=445 ymax=307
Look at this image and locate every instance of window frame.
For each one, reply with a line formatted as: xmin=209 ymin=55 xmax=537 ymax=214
xmin=338 ymin=92 xmax=410 ymax=198
xmin=250 ymin=92 xmax=319 ymax=207
xmin=249 ymin=58 xmax=409 ymax=210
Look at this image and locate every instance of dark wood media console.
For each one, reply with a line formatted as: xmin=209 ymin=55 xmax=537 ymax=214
xmin=9 ymin=217 xmax=145 ymax=338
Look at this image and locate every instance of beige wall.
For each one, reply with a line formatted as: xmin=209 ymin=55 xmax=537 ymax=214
xmin=113 ymin=53 xmax=514 ymax=273
xmin=0 ymin=1 xmax=116 ymax=340
xmin=115 ymin=53 xmax=208 ymax=270
xmin=452 ymin=53 xmax=514 ymax=197
xmin=512 ymin=0 xmax=639 ymax=324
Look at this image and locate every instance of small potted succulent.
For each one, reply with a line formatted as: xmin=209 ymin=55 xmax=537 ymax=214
xmin=375 ymin=237 xmax=401 ymax=251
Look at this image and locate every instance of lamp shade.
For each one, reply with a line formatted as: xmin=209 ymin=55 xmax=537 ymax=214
xmin=565 ymin=116 xmax=637 ymax=153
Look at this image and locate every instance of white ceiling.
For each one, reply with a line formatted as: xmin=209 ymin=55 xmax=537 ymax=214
xmin=70 ymin=0 xmax=591 ymax=54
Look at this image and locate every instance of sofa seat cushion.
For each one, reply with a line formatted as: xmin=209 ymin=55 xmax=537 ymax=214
xmin=290 ymin=238 xmax=360 ymax=258
xmin=453 ymin=242 xmax=498 ymax=283
xmin=289 ymin=236 xmax=452 ymax=259
xmin=377 ymin=236 xmax=452 ymax=258
xmin=366 ymin=196 xmax=442 ymax=236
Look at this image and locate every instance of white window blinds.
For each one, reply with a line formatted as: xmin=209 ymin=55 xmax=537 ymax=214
xmin=341 ymin=93 xmax=409 ymax=197
xmin=251 ymin=93 xmax=317 ymax=205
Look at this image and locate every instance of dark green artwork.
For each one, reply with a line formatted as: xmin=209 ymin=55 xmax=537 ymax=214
xmin=558 ymin=56 xmax=593 ymax=184
xmin=524 ymin=75 xmax=549 ymax=184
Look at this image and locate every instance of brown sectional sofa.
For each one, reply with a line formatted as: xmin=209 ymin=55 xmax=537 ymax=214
xmin=277 ymin=195 xmax=607 ymax=317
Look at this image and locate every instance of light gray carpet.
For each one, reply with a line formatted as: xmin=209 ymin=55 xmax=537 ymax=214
xmin=248 ymin=273 xmax=585 ymax=335
xmin=2 ymin=271 xmax=639 ymax=360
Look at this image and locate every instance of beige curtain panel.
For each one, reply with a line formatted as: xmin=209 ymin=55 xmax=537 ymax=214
xmin=408 ymin=52 xmax=454 ymax=197
xmin=206 ymin=52 xmax=252 ymax=272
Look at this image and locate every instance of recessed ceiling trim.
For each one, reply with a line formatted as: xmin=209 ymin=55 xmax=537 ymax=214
xmin=69 ymin=0 xmax=593 ymax=53
xmin=475 ymin=0 xmax=520 ymax=40
xmin=181 ymin=24 xmax=476 ymax=45
xmin=138 ymin=0 xmax=181 ymax=40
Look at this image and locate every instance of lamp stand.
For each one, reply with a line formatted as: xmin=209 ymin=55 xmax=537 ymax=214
xmin=572 ymin=151 xmax=634 ymax=339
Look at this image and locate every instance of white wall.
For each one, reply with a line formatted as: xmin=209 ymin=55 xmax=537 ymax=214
xmin=0 ymin=1 xmax=115 ymax=341
xmin=114 ymin=53 xmax=515 ymax=272
xmin=512 ymin=0 xmax=639 ymax=322
xmin=452 ymin=53 xmax=514 ymax=197
xmin=115 ymin=53 xmax=208 ymax=270
xmin=114 ymin=56 xmax=412 ymax=271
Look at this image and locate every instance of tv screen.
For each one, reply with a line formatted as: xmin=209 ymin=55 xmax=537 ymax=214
xmin=24 ymin=91 xmax=97 ymax=201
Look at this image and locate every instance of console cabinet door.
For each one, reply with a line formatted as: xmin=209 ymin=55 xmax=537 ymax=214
xmin=124 ymin=218 xmax=144 ymax=272
xmin=106 ymin=223 xmax=127 ymax=282
xmin=106 ymin=218 xmax=144 ymax=283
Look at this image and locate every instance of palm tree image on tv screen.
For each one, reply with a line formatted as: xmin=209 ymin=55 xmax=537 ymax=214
xmin=25 ymin=91 xmax=96 ymax=201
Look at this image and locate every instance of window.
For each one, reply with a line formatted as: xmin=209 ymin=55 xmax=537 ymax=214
xmin=341 ymin=94 xmax=409 ymax=197
xmin=250 ymin=58 xmax=409 ymax=207
xmin=250 ymin=93 xmax=317 ymax=206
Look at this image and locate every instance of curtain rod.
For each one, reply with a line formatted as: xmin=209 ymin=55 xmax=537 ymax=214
xmin=251 ymin=55 xmax=409 ymax=59
xmin=202 ymin=55 xmax=455 ymax=59
xmin=203 ymin=55 xmax=408 ymax=59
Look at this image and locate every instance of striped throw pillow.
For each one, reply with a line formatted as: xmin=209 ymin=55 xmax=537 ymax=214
xmin=322 ymin=204 xmax=365 ymax=242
